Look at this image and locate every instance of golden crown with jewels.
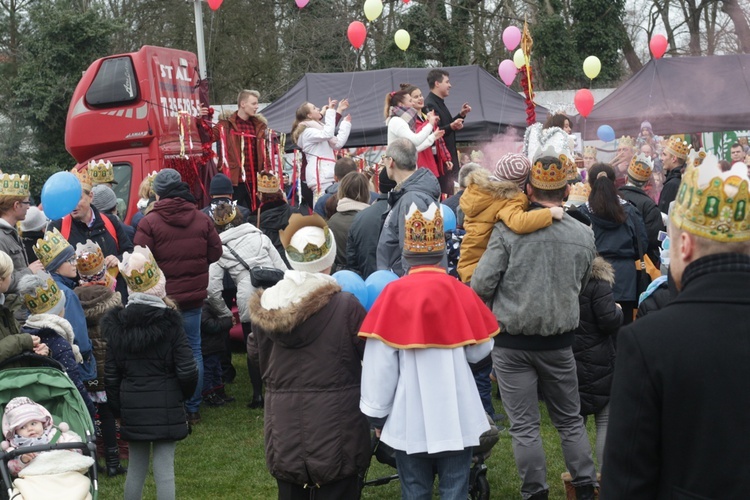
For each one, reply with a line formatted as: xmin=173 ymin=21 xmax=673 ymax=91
xmin=628 ymin=153 xmax=654 ymax=182
xmin=23 ymin=276 xmax=63 ymax=315
xmin=33 ymin=228 xmax=72 ymax=269
xmin=670 ymin=153 xmax=750 ymax=242
xmin=664 ymin=135 xmax=691 ymax=160
xmin=209 ymin=200 xmax=237 ymax=226
xmin=119 ymin=246 xmax=162 ymax=293
xmin=0 ymin=174 xmax=30 ymax=198
xmin=75 ymin=240 xmax=105 ymax=277
xmin=530 ymin=146 xmax=570 ymax=190
xmin=71 ymin=166 xmax=92 ymax=191
xmin=88 ymin=160 xmax=115 ymax=185
xmin=617 ymin=136 xmax=635 ymax=149
xmin=404 ymin=203 xmax=445 ymax=254
xmin=257 ymin=171 xmax=280 ymax=194
xmin=566 ymin=182 xmax=591 ymax=207
xmin=583 ymin=146 xmax=598 ymax=158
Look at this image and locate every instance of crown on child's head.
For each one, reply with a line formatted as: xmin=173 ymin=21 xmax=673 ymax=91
xmin=33 ymin=228 xmax=72 ymax=269
xmin=75 ymin=240 xmax=105 ymax=277
xmin=664 ymin=136 xmax=691 ymax=160
xmin=23 ymin=276 xmax=63 ymax=315
xmin=628 ymin=153 xmax=654 ymax=182
xmin=88 ymin=160 xmax=115 ymax=185
xmin=566 ymin=182 xmax=591 ymax=207
xmin=403 ymin=203 xmax=445 ymax=254
xmin=119 ymin=246 xmax=162 ymax=293
xmin=670 ymin=152 xmax=750 ymax=242
xmin=257 ymin=171 xmax=280 ymax=194
xmin=583 ymin=145 xmax=597 ymax=158
xmin=209 ymin=200 xmax=237 ymax=226
xmin=0 ymin=174 xmax=30 ymax=198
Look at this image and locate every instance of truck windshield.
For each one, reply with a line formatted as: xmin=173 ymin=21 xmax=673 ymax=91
xmin=86 ymin=56 xmax=138 ymax=107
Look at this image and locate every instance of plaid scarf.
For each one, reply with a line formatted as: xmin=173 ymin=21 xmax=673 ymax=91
xmin=389 ymin=106 xmax=418 ymax=132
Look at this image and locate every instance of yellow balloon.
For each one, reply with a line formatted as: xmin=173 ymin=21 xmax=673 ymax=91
xmin=364 ymin=0 xmax=383 ymax=21
xmin=583 ymin=55 xmax=601 ymax=79
xmin=513 ymin=49 xmax=525 ymax=69
xmin=394 ymin=29 xmax=410 ymax=51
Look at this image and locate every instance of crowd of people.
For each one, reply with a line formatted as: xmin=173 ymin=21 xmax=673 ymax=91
xmin=0 ymin=65 xmax=747 ymax=500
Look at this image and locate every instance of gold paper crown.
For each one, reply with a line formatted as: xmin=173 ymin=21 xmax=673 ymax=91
xmin=687 ymin=148 xmax=707 ymax=168
xmin=671 ymin=153 xmax=750 ymax=242
xmin=88 ymin=160 xmax=115 ymax=185
xmin=257 ymin=171 xmax=280 ymax=194
xmin=618 ymin=136 xmax=635 ymax=149
xmin=0 ymin=174 xmax=30 ymax=198
xmin=209 ymin=200 xmax=237 ymax=226
xmin=23 ymin=277 xmax=63 ymax=315
xmin=71 ymin=166 xmax=92 ymax=191
xmin=119 ymin=246 xmax=162 ymax=292
xmin=530 ymin=147 xmax=570 ymax=190
xmin=628 ymin=153 xmax=654 ymax=182
xmin=566 ymin=182 xmax=591 ymax=206
xmin=146 ymin=171 xmax=158 ymax=186
xmin=583 ymin=146 xmax=597 ymax=158
xmin=279 ymin=214 xmax=333 ymax=264
xmin=33 ymin=228 xmax=72 ymax=269
xmin=403 ymin=203 xmax=445 ymax=254
xmin=75 ymin=239 xmax=105 ymax=277
xmin=664 ymin=135 xmax=691 ymax=160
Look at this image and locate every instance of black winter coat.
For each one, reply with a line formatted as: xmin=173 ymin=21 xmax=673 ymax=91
xmin=102 ymin=301 xmax=198 ymax=442
xmin=619 ymin=185 xmax=665 ymax=266
xmin=658 ymin=166 xmax=683 ymax=213
xmin=253 ymin=199 xmax=292 ymax=267
xmin=346 ymin=197 xmax=389 ymax=278
xmin=201 ymin=302 xmax=232 ymax=357
xmin=573 ymin=257 xmax=623 ymax=416
xmin=602 ymin=255 xmax=750 ymax=498
xmin=636 ymin=274 xmax=678 ymax=319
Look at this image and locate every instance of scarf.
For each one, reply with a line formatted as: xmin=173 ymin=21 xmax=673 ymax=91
xmin=157 ymin=182 xmax=196 ymax=203
xmin=126 ymin=292 xmax=168 ymax=309
xmin=297 ymin=119 xmax=339 ymax=149
xmin=389 ymin=106 xmax=418 ymax=132
xmin=12 ymin=427 xmax=52 ymax=449
xmin=336 ymin=197 xmax=371 ymax=213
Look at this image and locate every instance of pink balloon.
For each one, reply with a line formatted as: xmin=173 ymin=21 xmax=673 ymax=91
xmin=498 ymin=59 xmax=517 ymax=86
xmin=574 ymin=89 xmax=595 ymax=118
xmin=502 ymin=26 xmax=522 ymax=51
xmin=295 ymin=0 xmax=309 ymax=7
xmin=650 ymin=34 xmax=668 ymax=59
xmin=347 ymin=21 xmax=367 ymax=50
xmin=207 ymin=0 xmax=222 ymax=10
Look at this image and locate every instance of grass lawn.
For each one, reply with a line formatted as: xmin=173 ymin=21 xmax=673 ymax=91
xmin=100 ymin=353 xmax=598 ymax=499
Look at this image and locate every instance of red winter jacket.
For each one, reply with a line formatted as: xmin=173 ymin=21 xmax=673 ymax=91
xmin=134 ymin=197 xmax=222 ymax=310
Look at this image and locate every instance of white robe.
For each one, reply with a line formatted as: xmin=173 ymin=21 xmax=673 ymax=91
xmin=360 ymin=339 xmax=492 ymax=454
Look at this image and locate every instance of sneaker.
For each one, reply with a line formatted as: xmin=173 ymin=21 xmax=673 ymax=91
xmin=215 ymin=387 xmax=236 ymax=403
xmin=204 ymin=393 xmax=225 ymax=407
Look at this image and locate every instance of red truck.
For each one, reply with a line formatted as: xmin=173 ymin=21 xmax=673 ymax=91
xmin=65 ymin=45 xmax=212 ymax=223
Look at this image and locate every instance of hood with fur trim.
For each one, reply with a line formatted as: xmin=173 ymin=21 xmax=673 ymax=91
xmin=74 ymin=285 xmax=122 ymax=322
xmin=461 ymin=169 xmax=523 ymax=219
xmin=249 ymin=278 xmax=341 ymax=348
xmin=24 ymin=315 xmax=82 ymax=363
xmin=591 ymin=256 xmax=616 ymax=285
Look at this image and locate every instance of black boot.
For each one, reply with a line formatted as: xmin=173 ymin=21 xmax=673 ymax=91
xmin=528 ymin=490 xmax=549 ymax=500
xmin=575 ymin=484 xmax=596 ymax=500
xmin=247 ymin=394 xmax=264 ymax=409
xmin=105 ymin=446 xmax=127 ymax=477
xmin=215 ymin=386 xmax=235 ymax=403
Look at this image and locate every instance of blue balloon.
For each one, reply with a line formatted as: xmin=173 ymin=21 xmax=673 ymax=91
xmin=440 ymin=204 xmax=457 ymax=232
xmin=332 ymin=270 xmax=367 ymax=308
xmin=41 ymin=172 xmax=82 ymax=220
xmin=364 ymin=270 xmax=399 ymax=311
xmin=597 ymin=125 xmax=615 ymax=143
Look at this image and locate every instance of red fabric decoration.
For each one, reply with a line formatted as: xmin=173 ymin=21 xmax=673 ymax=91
xmin=358 ymin=267 xmax=499 ymax=349
xmin=519 ymin=65 xmax=536 ymax=126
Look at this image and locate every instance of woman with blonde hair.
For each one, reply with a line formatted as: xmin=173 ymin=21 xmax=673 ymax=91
xmin=291 ymin=99 xmax=351 ymax=198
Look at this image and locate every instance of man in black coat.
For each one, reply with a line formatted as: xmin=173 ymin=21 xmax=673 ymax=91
xmin=424 ymin=69 xmax=471 ymax=196
xmin=657 ymin=135 xmax=690 ymax=213
xmin=618 ymin=154 xmax=665 ymax=266
xmin=602 ymin=155 xmax=750 ymax=498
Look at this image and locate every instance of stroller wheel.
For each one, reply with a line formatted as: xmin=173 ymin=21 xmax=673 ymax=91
xmin=468 ymin=469 xmax=490 ymax=500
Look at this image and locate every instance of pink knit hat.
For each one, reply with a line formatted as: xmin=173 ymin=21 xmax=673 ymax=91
xmin=2 ymin=397 xmax=52 ymax=441
xmin=492 ymin=153 xmax=532 ymax=188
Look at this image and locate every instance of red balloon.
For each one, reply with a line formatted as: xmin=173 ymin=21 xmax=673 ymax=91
xmin=403 ymin=0 xmax=410 ymax=3
xmin=207 ymin=0 xmax=222 ymax=10
xmin=650 ymin=34 xmax=668 ymax=59
xmin=348 ymin=21 xmax=367 ymax=50
xmin=574 ymin=89 xmax=594 ymax=118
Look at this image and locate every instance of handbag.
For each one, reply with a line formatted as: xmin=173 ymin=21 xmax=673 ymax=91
xmin=223 ymin=244 xmax=284 ymax=289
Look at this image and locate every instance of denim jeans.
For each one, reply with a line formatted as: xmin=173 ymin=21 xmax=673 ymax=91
xmin=181 ymin=307 xmax=203 ymax=412
xmin=394 ymin=448 xmax=472 ymax=500
xmin=202 ymin=354 xmax=223 ymax=395
xmin=472 ymin=361 xmax=495 ymax=418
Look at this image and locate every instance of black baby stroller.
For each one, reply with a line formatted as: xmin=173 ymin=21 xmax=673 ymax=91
xmin=0 ymin=353 xmax=98 ymax=500
xmin=362 ymin=414 xmax=501 ymax=500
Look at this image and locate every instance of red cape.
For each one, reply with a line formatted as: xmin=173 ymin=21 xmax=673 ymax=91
xmin=359 ymin=266 xmax=500 ymax=349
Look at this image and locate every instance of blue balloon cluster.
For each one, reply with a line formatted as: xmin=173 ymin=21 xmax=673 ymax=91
xmin=440 ymin=204 xmax=457 ymax=232
xmin=41 ymin=172 xmax=82 ymax=220
xmin=333 ymin=269 xmax=399 ymax=311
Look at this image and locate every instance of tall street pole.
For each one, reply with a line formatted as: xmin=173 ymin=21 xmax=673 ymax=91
xmin=193 ymin=0 xmax=208 ymax=79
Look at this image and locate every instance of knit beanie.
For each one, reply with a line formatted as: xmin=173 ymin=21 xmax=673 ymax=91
xmin=152 ymin=169 xmax=182 ymax=197
xmin=209 ymin=173 xmax=234 ymax=196
xmin=2 ymin=397 xmax=52 ymax=442
xmin=20 ymin=207 xmax=47 ymax=233
xmin=378 ymin=168 xmax=397 ymax=194
xmin=492 ymin=153 xmax=531 ymax=189
xmin=640 ymin=121 xmax=653 ymax=133
xmin=91 ymin=185 xmax=117 ymax=213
